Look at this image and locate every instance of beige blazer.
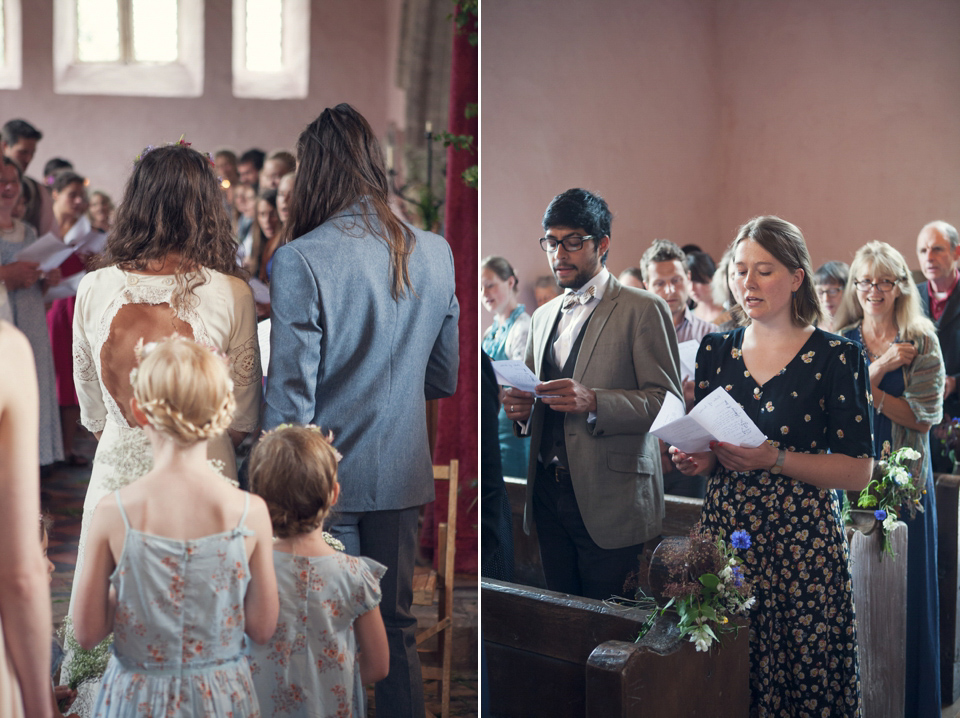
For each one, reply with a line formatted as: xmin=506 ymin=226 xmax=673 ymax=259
xmin=523 ymin=273 xmax=682 ymax=549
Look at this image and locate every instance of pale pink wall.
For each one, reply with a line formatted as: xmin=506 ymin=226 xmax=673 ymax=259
xmin=1 ymin=0 xmax=403 ymax=199
xmin=481 ymin=0 xmax=720 ymax=312
xmin=716 ymin=0 xmax=960 ymax=270
xmin=481 ymin=0 xmax=960 ymax=325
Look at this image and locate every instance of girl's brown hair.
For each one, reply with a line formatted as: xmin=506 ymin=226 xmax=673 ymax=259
xmin=248 ymin=426 xmax=340 ymax=539
xmin=281 ymin=104 xmax=415 ymax=300
xmin=98 ymin=143 xmax=244 ymax=309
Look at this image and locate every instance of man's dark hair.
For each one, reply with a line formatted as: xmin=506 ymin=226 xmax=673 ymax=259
xmin=685 ymin=250 xmax=717 ymax=285
xmin=542 ymin=188 xmax=612 ymax=264
xmin=239 ymin=148 xmax=266 ymax=171
xmin=43 ymin=157 xmax=73 ymax=178
xmin=1 ymin=119 xmax=42 ymax=146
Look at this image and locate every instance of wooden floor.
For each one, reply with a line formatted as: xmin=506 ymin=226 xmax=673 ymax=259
xmin=45 ymin=430 xmax=478 ymax=718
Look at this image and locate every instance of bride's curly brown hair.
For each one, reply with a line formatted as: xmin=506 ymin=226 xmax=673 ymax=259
xmin=98 ymin=143 xmax=244 ymax=308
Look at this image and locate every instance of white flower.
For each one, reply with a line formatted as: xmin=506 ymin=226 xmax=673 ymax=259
xmin=689 ymin=625 xmax=713 ymax=652
xmin=720 ymin=566 xmax=734 ymax=582
xmin=900 ymin=447 xmax=921 ymax=461
xmin=739 ymin=596 xmax=756 ymax=612
xmin=883 ymin=514 xmax=898 ymax=532
xmin=891 ymin=467 xmax=910 ymax=486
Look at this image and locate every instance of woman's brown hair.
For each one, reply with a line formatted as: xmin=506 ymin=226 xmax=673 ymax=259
xmin=282 ymin=104 xmax=415 ymax=300
xmin=98 ymin=143 xmax=244 ymax=308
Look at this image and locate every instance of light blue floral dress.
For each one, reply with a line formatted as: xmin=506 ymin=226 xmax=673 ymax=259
xmin=246 ymin=551 xmax=385 ymax=718
xmin=91 ymin=493 xmax=260 ymax=717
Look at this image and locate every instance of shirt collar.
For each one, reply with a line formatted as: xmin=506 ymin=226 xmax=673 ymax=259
xmin=563 ymin=267 xmax=609 ymax=303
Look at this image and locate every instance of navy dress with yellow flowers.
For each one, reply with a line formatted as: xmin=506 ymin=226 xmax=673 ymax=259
xmin=694 ymin=327 xmax=874 ymax=718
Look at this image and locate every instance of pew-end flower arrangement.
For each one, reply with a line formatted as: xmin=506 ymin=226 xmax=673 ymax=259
xmin=855 ymin=446 xmax=923 ymax=558
xmin=629 ymin=527 xmax=755 ymax=653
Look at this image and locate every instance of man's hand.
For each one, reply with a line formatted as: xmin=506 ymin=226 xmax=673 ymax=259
xmin=502 ymin=387 xmax=535 ymax=421
xmin=945 ymin=375 xmax=957 ymax=399
xmin=536 ymin=378 xmax=597 ymax=414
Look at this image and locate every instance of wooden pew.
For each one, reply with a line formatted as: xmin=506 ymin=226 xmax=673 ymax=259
xmin=483 ymin=579 xmax=750 ymax=717
xmin=937 ymin=473 xmax=960 ymax=705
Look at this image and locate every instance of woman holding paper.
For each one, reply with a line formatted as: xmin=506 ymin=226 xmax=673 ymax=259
xmin=46 ymin=170 xmax=94 ymax=465
xmin=481 ymin=255 xmax=531 ymax=478
xmin=0 ymin=156 xmax=63 ymax=466
xmin=834 ymin=241 xmax=943 ymax=718
xmin=671 ymin=216 xmax=874 ymax=716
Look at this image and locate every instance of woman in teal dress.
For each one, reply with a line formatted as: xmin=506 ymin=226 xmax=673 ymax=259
xmin=481 ymin=256 xmax=531 ymax=477
xmin=835 ymin=241 xmax=943 ymax=718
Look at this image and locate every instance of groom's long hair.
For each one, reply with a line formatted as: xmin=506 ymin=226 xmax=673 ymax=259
xmin=282 ymin=104 xmax=415 ymax=300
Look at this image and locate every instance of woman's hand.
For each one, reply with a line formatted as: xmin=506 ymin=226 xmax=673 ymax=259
xmin=870 ymin=341 xmax=917 ymax=386
xmin=1 ymin=261 xmax=42 ymax=290
xmin=41 ymin=268 xmax=62 ymax=293
xmin=710 ymin=440 xmax=779 ymax=473
xmin=670 ymin=446 xmax=716 ymax=476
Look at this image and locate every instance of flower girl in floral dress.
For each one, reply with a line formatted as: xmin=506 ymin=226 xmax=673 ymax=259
xmin=72 ymin=336 xmax=278 ymax=717
xmin=246 ymin=425 xmax=389 ymax=717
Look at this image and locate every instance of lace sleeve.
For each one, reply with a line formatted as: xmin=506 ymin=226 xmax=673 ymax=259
xmin=73 ymin=284 xmax=107 ymax=433
xmin=227 ymin=279 xmax=263 ymax=433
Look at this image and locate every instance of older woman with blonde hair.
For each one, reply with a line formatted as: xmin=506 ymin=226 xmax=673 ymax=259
xmin=834 ymin=240 xmax=943 ymax=718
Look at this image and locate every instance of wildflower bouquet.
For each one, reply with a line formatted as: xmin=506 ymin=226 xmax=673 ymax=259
xmin=639 ymin=528 xmax=755 ymax=652
xmin=856 ymin=445 xmax=923 ymax=558
xmin=58 ymin=616 xmax=113 ymax=690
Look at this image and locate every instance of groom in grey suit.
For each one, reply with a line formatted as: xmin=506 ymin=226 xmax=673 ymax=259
xmin=264 ymin=105 xmax=459 ymax=717
xmin=505 ymin=188 xmax=682 ymax=600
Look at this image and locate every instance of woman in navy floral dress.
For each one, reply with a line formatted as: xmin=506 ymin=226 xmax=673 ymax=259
xmin=672 ymin=217 xmax=875 ymax=717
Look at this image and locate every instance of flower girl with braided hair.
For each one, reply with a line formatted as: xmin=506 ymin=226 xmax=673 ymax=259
xmin=246 ymin=425 xmax=389 ymax=717
xmin=72 ymin=336 xmax=278 ymax=717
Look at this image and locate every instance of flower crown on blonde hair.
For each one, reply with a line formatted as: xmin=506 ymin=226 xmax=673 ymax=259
xmin=129 ymin=336 xmax=235 ymax=444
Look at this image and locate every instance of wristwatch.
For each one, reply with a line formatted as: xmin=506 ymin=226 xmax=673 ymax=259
xmin=770 ymin=447 xmax=787 ymax=475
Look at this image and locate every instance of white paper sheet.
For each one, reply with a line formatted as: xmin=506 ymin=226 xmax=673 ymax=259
xmin=13 ymin=233 xmax=77 ymax=273
xmin=257 ymin=318 xmax=271 ymax=376
xmin=677 ymin=339 xmax=700 ymax=381
xmin=490 ymin=359 xmax=541 ymax=393
xmin=44 ymin=271 xmax=86 ymax=301
xmin=248 ymin=277 xmax=271 ymax=305
xmin=68 ymin=229 xmax=107 ymax=256
xmin=651 ymin=386 xmax=767 ymax=453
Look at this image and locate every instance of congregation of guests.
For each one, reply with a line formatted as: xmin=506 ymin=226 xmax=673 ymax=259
xmin=483 ymin=192 xmax=960 ymax=716
xmin=1 ymin=104 xmax=459 ymax=718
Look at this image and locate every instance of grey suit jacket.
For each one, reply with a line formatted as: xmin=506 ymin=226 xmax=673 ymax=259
xmin=523 ymin=274 xmax=682 ymax=549
xmin=264 ymin=203 xmax=459 ymax=512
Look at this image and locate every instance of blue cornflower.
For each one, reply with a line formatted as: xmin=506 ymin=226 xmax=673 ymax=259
xmin=731 ymin=565 xmax=744 ymax=588
xmin=874 ymin=509 xmax=887 ymax=521
xmin=730 ymin=529 xmax=751 ymax=550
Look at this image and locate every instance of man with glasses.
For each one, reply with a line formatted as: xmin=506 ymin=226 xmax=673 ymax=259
xmin=917 ymin=220 xmax=960 ymax=472
xmin=502 ymin=188 xmax=682 ymax=600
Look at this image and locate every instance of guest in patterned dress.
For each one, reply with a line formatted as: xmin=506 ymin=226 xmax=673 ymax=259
xmin=247 ymin=425 xmax=388 ymax=717
xmin=672 ymin=216 xmax=875 ymax=717
xmin=72 ymin=336 xmax=278 ymax=718
xmin=834 ymin=241 xmax=943 ymax=717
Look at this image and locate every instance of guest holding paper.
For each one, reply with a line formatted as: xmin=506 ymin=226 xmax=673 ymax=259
xmin=46 ymin=171 xmax=93 ymax=467
xmin=834 ymin=241 xmax=943 ymax=718
xmin=0 ymin=156 xmax=63 ymax=468
xmin=481 ymin=255 xmax=531 ymax=478
xmin=672 ymin=216 xmax=874 ymax=716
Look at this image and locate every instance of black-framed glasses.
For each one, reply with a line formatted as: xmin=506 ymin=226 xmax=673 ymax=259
xmin=816 ymin=286 xmax=843 ymax=298
xmin=539 ymin=235 xmax=594 ymax=253
xmin=853 ymin=279 xmax=898 ymax=293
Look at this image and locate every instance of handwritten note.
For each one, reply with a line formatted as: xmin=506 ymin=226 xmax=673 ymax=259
xmin=651 ymin=387 xmax=767 ymax=453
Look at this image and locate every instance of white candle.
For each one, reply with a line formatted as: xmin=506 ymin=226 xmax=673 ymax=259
xmin=425 ymin=121 xmax=433 ymax=134
xmin=385 ymin=145 xmax=394 ymax=170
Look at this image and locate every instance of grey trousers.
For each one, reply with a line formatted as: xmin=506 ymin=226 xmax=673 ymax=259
xmin=328 ymin=506 xmax=423 ymax=718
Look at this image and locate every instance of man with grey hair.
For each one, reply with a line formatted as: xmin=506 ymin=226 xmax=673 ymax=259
xmin=917 ymin=220 xmax=960 ymax=472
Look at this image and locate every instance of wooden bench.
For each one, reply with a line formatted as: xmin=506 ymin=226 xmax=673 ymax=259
xmin=483 ymin=579 xmax=750 ymax=717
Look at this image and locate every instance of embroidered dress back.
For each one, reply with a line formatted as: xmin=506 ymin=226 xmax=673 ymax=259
xmin=91 ymin=492 xmax=260 ymax=717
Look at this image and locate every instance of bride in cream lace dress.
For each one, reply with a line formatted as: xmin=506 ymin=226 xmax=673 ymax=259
xmin=64 ymin=142 xmax=262 ymax=715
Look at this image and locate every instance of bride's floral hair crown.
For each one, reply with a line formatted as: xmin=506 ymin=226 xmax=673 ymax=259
xmin=134 ymin=135 xmax=216 ymax=171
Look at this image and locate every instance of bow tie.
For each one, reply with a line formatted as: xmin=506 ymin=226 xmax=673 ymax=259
xmin=561 ymin=285 xmax=596 ymax=311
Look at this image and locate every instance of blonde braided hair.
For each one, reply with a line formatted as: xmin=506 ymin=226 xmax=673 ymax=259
xmin=132 ymin=336 xmax=235 ymax=445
